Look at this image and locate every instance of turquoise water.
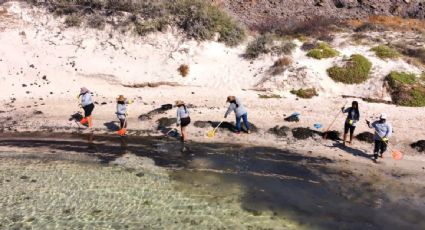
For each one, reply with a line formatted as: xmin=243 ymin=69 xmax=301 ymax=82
xmin=0 ymin=133 xmax=424 ymax=230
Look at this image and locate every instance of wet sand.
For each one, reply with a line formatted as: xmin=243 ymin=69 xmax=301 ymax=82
xmin=0 ymin=132 xmax=424 ymax=229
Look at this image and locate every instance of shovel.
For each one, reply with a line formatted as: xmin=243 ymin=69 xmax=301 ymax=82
xmin=207 ymin=121 xmax=223 ymax=138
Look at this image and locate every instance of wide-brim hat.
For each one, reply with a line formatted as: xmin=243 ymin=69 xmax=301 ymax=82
xmin=226 ymin=96 xmax=236 ymax=102
xmin=117 ymin=95 xmax=126 ymax=102
xmin=175 ymin=100 xmax=185 ymax=106
xmin=380 ymin=113 xmax=388 ymax=120
xmin=80 ymin=87 xmax=89 ymax=94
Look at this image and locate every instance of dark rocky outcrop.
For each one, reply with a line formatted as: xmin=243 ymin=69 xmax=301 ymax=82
xmin=222 ymin=0 xmax=425 ymax=33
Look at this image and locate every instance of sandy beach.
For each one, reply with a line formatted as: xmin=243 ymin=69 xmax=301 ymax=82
xmin=1 ymin=1 xmax=425 ymax=229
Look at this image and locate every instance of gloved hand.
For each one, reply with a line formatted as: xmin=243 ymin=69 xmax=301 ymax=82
xmin=382 ymin=137 xmax=388 ymax=142
xmin=128 ymin=100 xmax=134 ymax=104
xmin=348 ymin=120 xmax=353 ymax=125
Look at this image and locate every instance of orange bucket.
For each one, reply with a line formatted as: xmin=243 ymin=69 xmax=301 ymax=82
xmin=392 ymin=151 xmax=403 ymax=160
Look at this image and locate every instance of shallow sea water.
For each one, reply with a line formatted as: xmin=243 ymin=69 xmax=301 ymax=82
xmin=0 ymin=133 xmax=424 ymax=230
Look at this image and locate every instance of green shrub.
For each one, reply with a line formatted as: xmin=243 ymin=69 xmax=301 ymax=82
xmin=387 ymin=71 xmax=417 ymax=88
xmin=371 ymin=45 xmax=400 ymax=59
xmin=290 ymin=88 xmax=318 ymax=99
xmin=64 ymin=14 xmax=82 ymax=27
xmin=169 ymin=0 xmax=245 ymax=46
xmin=245 ymin=35 xmax=273 ymax=59
xmin=386 ymin=71 xmax=425 ymax=107
xmin=306 ymin=42 xmax=339 ymax=59
xmin=327 ymin=54 xmax=372 ymax=84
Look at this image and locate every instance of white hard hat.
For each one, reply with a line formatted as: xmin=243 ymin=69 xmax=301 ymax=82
xmin=380 ymin=113 xmax=388 ymax=120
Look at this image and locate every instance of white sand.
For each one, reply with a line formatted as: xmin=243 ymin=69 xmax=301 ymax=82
xmin=1 ymin=1 xmax=425 ymax=173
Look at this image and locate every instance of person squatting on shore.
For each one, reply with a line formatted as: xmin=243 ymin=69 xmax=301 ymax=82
xmin=78 ymin=87 xmax=95 ymax=128
xmin=175 ymin=100 xmax=191 ymax=142
xmin=116 ymin=95 xmax=133 ymax=136
xmin=342 ymin=101 xmax=360 ymax=146
xmin=366 ymin=113 xmax=392 ymax=162
xmin=224 ymin=96 xmax=251 ymax=134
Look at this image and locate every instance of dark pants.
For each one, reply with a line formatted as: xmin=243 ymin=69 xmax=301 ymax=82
xmin=83 ymin=103 xmax=95 ymax=117
xmin=344 ymin=123 xmax=356 ymax=136
xmin=374 ymin=140 xmax=387 ymax=159
xmin=236 ymin=113 xmax=249 ymax=132
xmin=119 ymin=118 xmax=127 ymax=129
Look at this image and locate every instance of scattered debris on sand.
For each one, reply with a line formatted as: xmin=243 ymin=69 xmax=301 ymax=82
xmin=156 ymin=117 xmax=177 ymax=130
xmin=323 ymin=130 xmax=341 ymax=141
xmin=139 ymin=104 xmax=173 ymax=121
xmin=268 ymin=125 xmax=290 ymax=137
xmin=292 ymin=127 xmax=321 ymax=140
xmin=411 ymin=140 xmax=425 ymax=153
xmin=356 ymin=132 xmax=375 ymax=143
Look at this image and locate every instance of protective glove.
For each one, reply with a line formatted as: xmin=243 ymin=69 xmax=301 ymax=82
xmin=127 ymin=100 xmax=134 ymax=104
xmin=348 ymin=120 xmax=354 ymax=125
xmin=382 ymin=137 xmax=388 ymax=142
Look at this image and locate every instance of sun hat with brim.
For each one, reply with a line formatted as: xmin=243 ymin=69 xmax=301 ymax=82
xmin=175 ymin=100 xmax=185 ymax=106
xmin=80 ymin=87 xmax=89 ymax=94
xmin=227 ymin=96 xmax=236 ymax=102
xmin=117 ymin=95 xmax=126 ymax=102
xmin=380 ymin=113 xmax=388 ymax=120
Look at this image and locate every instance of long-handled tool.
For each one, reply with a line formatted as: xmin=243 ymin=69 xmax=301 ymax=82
xmin=367 ymin=119 xmax=403 ymax=161
xmin=207 ymin=121 xmax=223 ymax=138
xmin=323 ymin=101 xmax=348 ymax=139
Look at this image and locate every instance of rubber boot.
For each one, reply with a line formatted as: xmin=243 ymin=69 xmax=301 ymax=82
xmin=118 ymin=128 xmax=127 ymax=136
xmin=80 ymin=117 xmax=88 ymax=125
xmin=87 ymin=116 xmax=92 ymax=128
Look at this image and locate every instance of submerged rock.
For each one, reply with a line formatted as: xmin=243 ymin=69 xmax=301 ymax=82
xmin=411 ymin=140 xmax=425 ymax=153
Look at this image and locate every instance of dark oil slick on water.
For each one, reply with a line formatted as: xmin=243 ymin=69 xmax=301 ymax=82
xmin=0 ymin=132 xmax=424 ymax=230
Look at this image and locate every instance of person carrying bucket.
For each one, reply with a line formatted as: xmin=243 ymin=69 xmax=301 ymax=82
xmin=116 ymin=95 xmax=133 ymax=136
xmin=175 ymin=100 xmax=191 ymax=142
xmin=78 ymin=87 xmax=95 ymax=128
xmin=224 ymin=96 xmax=251 ymax=134
xmin=342 ymin=101 xmax=360 ymax=146
xmin=366 ymin=113 xmax=392 ymax=162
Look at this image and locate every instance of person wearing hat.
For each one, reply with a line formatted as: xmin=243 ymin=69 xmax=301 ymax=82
xmin=366 ymin=113 xmax=392 ymax=162
xmin=175 ymin=100 xmax=191 ymax=142
xmin=78 ymin=87 xmax=95 ymax=128
xmin=341 ymin=101 xmax=360 ymax=146
xmin=116 ymin=95 xmax=133 ymax=136
xmin=224 ymin=96 xmax=250 ymax=134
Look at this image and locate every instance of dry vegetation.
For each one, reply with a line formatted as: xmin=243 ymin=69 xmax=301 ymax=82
xmin=290 ymin=88 xmax=318 ymax=99
xmin=28 ymin=0 xmax=245 ymax=46
xmin=244 ymin=34 xmax=296 ymax=59
xmin=178 ymin=64 xmax=189 ymax=77
xmin=349 ymin=16 xmax=425 ymax=33
xmin=269 ymin=56 xmax=292 ymax=75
